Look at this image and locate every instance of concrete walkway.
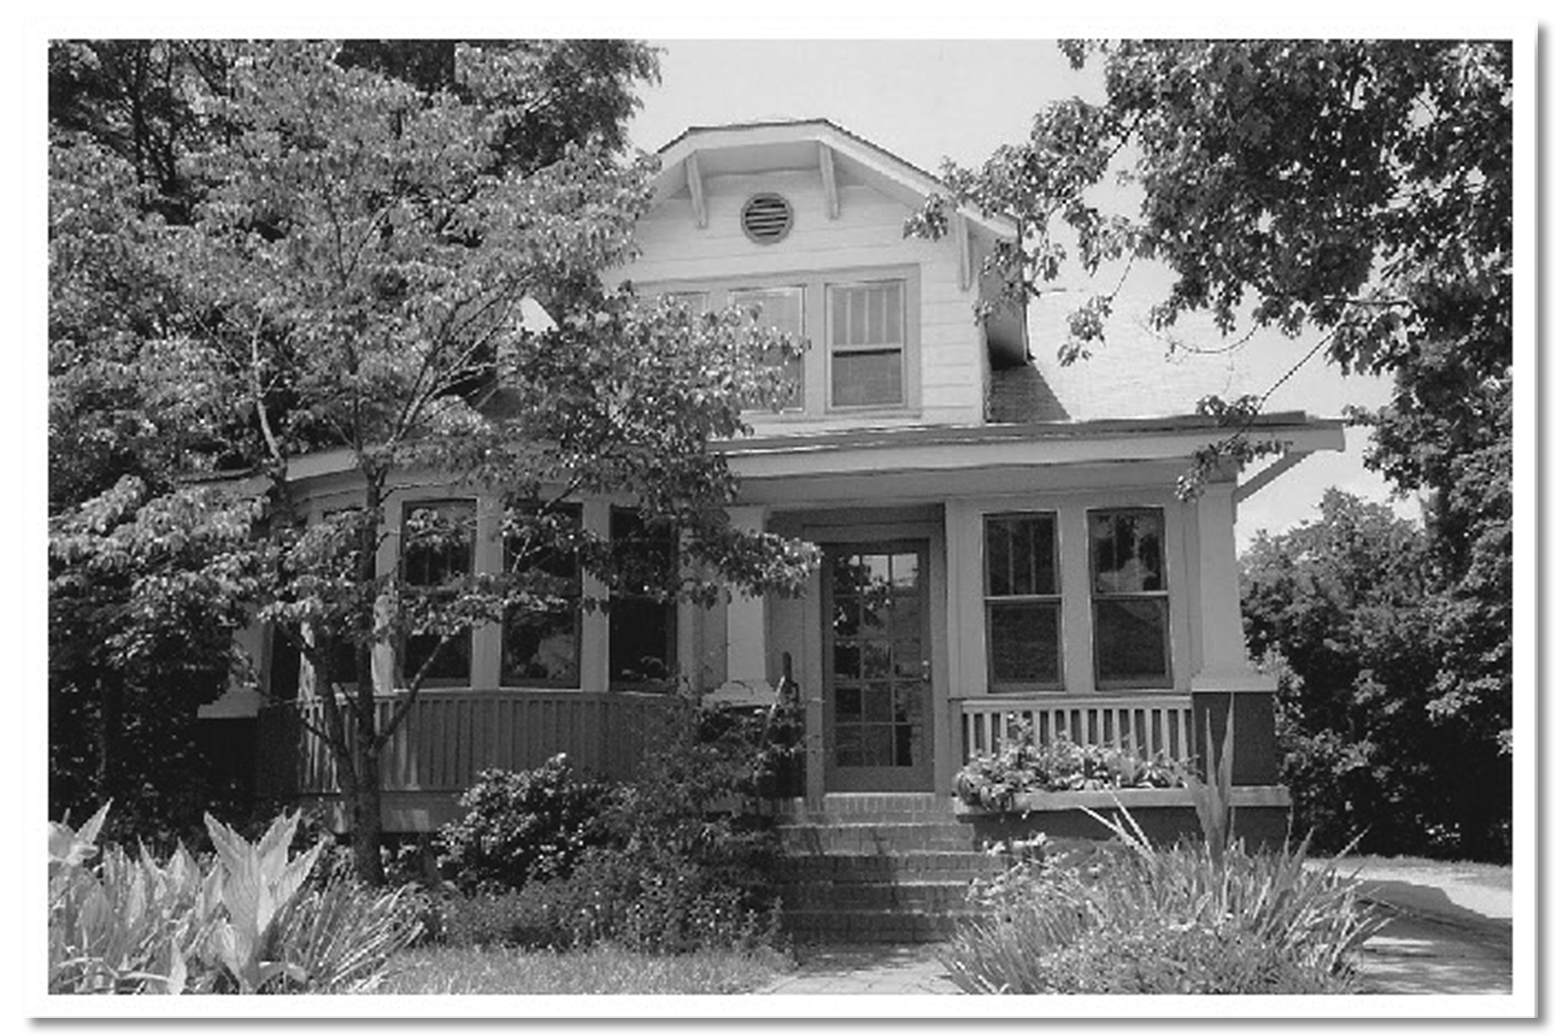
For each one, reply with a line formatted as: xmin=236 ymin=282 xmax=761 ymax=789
xmin=756 ymin=863 xmax=1513 ymax=996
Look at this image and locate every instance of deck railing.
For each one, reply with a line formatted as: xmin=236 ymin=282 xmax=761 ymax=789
xmin=954 ymin=694 xmax=1196 ymax=766
xmin=256 ymin=689 xmax=679 ymax=798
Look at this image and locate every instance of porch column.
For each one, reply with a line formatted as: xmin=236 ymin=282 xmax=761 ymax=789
xmin=1189 ymin=481 xmax=1278 ymax=785
xmin=717 ymin=505 xmax=773 ymax=701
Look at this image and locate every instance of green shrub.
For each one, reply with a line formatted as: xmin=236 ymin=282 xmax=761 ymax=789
xmin=433 ymin=697 xmax=783 ymax=954
xmin=48 ymin=805 xmax=425 ymax=994
xmin=944 ymin=821 xmax=1386 ymax=995
xmin=439 ymin=755 xmax=614 ymax=893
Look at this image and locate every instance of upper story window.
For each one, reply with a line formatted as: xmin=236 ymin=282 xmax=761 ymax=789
xmin=1089 ymin=508 xmax=1171 ymax=689
xmin=400 ymin=499 xmax=476 ymax=686
xmin=984 ymin=513 xmax=1062 ymax=692
xmin=730 ymin=286 xmax=804 ymax=409
xmin=829 ymin=280 xmax=905 ymax=408
xmin=651 ymin=266 xmax=917 ymax=419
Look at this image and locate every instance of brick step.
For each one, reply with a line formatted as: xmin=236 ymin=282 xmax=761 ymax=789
xmin=774 ymin=850 xmax=1010 ymax=883
xmin=780 ymin=879 xmax=976 ymax=912
xmin=777 ymin=822 xmax=979 ymax=854
xmin=781 ymin=908 xmax=979 ymax=944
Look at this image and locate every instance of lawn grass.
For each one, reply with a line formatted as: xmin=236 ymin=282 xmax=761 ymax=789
xmin=374 ymin=944 xmax=796 ymax=995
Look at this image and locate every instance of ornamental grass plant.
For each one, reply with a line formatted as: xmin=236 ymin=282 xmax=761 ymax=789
xmin=943 ymin=822 xmax=1385 ymax=994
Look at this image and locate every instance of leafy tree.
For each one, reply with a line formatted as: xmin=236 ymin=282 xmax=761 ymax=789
xmin=1242 ymin=490 xmax=1507 ymax=859
xmin=909 ymin=40 xmax=1512 ymax=856
xmin=48 ymin=40 xmax=814 ymax=882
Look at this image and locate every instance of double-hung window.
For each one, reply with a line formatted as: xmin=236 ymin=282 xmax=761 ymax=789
xmin=1089 ymin=508 xmax=1171 ymax=688
xmin=608 ymin=508 xmax=678 ymax=689
xmin=828 ymin=280 xmax=905 ymax=408
xmin=984 ymin=513 xmax=1063 ymax=691
xmin=400 ymin=499 xmax=475 ymax=686
xmin=501 ymin=506 xmax=582 ymax=688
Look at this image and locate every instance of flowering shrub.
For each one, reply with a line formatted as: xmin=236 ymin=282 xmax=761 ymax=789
xmin=953 ymin=722 xmax=1182 ymax=810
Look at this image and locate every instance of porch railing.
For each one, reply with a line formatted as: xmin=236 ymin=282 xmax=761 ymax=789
xmin=256 ymin=689 xmax=679 ymax=799
xmin=954 ymin=694 xmax=1196 ymax=766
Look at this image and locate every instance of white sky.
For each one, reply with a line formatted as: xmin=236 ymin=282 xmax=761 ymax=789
xmin=626 ymin=39 xmax=1420 ymax=550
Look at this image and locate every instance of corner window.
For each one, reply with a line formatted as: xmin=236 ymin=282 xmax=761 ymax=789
xmin=609 ymin=508 xmax=678 ymax=690
xmin=730 ymin=285 xmax=804 ymax=409
xmin=1089 ymin=508 xmax=1170 ymax=688
xmin=501 ymin=507 xmax=582 ymax=688
xmin=984 ymin=514 xmax=1062 ymax=691
xmin=400 ymin=499 xmax=475 ymax=686
xmin=829 ymin=280 xmax=904 ymax=408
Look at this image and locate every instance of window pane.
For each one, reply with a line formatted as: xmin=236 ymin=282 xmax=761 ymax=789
xmin=1094 ymin=598 xmax=1170 ymax=685
xmin=404 ymin=631 xmax=472 ymax=682
xmin=403 ymin=501 xmax=474 ymax=587
xmin=502 ymin=608 xmax=578 ymax=686
xmin=831 ymin=349 xmax=903 ymax=406
xmin=988 ymin=602 xmax=1061 ymax=686
xmin=985 ymin=515 xmax=1057 ymax=597
xmin=832 ymin=283 xmax=903 ymax=347
xmin=1091 ymin=510 xmax=1165 ymax=594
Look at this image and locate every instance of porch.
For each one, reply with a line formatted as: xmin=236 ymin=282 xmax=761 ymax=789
xmin=255 ymin=689 xmax=676 ymax=831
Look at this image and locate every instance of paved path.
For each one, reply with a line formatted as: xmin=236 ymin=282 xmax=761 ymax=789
xmin=756 ymin=865 xmax=1514 ymax=996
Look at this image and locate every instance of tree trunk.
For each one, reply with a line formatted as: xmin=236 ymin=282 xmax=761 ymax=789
xmin=349 ymin=729 xmax=387 ymax=885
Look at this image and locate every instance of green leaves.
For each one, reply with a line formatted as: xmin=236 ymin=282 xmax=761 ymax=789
xmin=201 ymin=811 xmax=326 ymax=992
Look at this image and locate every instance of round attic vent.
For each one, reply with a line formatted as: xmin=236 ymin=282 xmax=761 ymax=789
xmin=741 ymin=193 xmax=793 ymax=244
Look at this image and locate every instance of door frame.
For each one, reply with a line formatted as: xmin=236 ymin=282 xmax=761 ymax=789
xmin=797 ymin=514 xmax=948 ymax=802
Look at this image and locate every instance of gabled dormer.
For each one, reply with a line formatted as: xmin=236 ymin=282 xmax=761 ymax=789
xmin=625 ymin=119 xmax=1025 ymax=434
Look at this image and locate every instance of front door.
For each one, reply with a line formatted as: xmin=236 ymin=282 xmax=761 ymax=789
xmin=823 ymin=543 xmax=933 ymax=792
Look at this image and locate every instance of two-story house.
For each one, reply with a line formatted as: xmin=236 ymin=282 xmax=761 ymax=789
xmin=230 ymin=119 xmax=1343 ymax=840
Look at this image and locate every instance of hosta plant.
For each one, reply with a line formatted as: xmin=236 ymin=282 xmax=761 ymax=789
xmin=48 ymin=805 xmax=424 ymax=994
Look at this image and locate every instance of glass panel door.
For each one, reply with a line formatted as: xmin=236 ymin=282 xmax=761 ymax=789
xmin=823 ymin=542 xmax=933 ymax=791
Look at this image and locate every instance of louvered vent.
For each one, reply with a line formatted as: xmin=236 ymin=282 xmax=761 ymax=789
xmin=741 ymin=193 xmax=793 ymax=244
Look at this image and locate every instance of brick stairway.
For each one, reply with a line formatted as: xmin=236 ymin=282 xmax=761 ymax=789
xmin=770 ymin=794 xmax=1010 ymax=944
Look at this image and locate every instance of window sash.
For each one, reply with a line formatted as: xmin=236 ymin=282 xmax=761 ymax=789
xmin=400 ymin=499 xmax=476 ymax=686
xmin=1089 ymin=508 xmax=1171 ymax=688
xmin=501 ymin=506 xmax=583 ymax=689
xmin=730 ymin=285 xmax=805 ymax=410
xmin=983 ymin=513 xmax=1062 ymax=691
xmin=828 ymin=281 xmax=905 ymax=408
xmin=608 ymin=508 xmax=678 ymax=689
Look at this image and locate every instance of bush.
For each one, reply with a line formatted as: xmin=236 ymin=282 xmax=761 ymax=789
xmin=48 ymin=804 xmax=425 ymax=994
xmin=433 ymin=697 xmax=783 ymax=954
xmin=439 ymin=756 xmax=614 ymax=892
xmin=943 ymin=821 xmax=1386 ymax=995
